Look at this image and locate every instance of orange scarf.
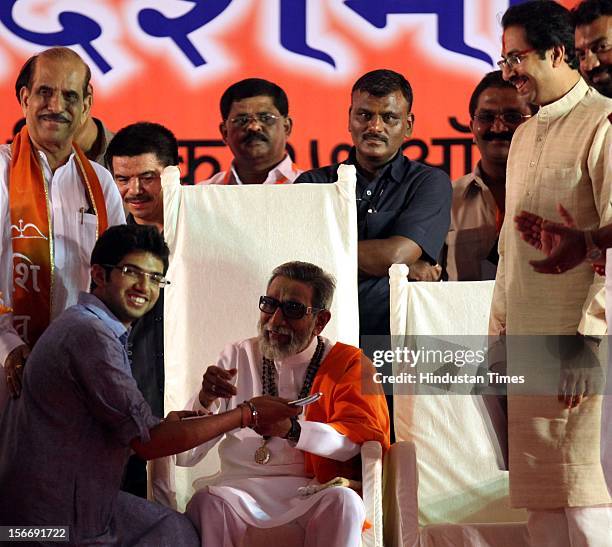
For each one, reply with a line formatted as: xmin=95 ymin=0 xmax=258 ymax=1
xmin=304 ymin=343 xmax=391 ymax=483
xmin=9 ymin=126 xmax=108 ymax=345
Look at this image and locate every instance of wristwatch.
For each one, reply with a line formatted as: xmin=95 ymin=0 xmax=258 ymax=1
xmin=285 ymin=416 xmax=301 ymax=444
xmin=584 ymin=230 xmax=603 ymax=263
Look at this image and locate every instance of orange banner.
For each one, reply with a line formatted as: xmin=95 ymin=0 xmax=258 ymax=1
xmin=0 ymin=0 xmax=579 ymax=182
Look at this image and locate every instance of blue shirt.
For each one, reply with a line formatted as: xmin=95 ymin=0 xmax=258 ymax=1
xmin=296 ymin=149 xmax=452 ymax=335
xmin=0 ymin=292 xmax=160 ymax=543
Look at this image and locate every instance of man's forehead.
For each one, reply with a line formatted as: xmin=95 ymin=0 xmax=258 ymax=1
xmin=112 ymin=153 xmax=164 ymax=172
xmin=119 ymin=252 xmax=164 ymax=273
xmin=351 ymin=89 xmax=407 ymax=110
xmin=476 ymin=86 xmax=527 ymax=110
xmin=32 ymin=56 xmax=86 ymax=90
xmin=229 ymin=95 xmax=278 ymax=113
xmin=575 ymin=16 xmax=612 ymax=47
xmin=267 ymin=276 xmax=313 ymax=301
xmin=502 ymin=25 xmax=530 ymax=55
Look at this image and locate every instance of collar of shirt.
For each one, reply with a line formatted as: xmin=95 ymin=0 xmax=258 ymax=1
xmin=537 ymin=77 xmax=589 ymax=121
xmin=37 ymin=149 xmax=77 ymax=186
xmin=345 ymin=147 xmax=406 ymax=187
xmin=273 ymin=335 xmax=322 ymax=371
xmin=78 ymin=292 xmax=129 ymax=342
xmin=458 ymin=162 xmax=489 ymax=199
xmin=228 ymin=154 xmax=298 ymax=185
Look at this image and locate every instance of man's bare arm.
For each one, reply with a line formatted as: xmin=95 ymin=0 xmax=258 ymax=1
xmin=358 ymin=235 xmax=423 ymax=277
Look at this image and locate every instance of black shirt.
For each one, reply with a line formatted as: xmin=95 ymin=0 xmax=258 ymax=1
xmin=296 ymin=149 xmax=451 ymax=335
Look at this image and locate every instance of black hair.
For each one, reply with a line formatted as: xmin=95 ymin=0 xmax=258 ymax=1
xmin=502 ymin=0 xmax=578 ymax=69
xmin=351 ymin=69 xmax=413 ymax=110
xmin=468 ymin=70 xmax=538 ymax=117
xmin=90 ymin=224 xmax=170 ymax=290
xmin=104 ymin=122 xmax=179 ymax=172
xmin=572 ymin=0 xmax=612 ymax=26
xmin=267 ymin=261 xmax=336 ymax=310
xmin=220 ymin=78 xmax=289 ymax=120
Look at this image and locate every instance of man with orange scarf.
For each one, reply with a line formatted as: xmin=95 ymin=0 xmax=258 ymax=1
xmin=0 ymin=47 xmax=124 ymax=403
xmin=179 ymin=261 xmax=390 ymax=547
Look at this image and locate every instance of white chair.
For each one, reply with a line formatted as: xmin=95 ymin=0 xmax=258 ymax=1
xmin=383 ymin=264 xmax=528 ymax=547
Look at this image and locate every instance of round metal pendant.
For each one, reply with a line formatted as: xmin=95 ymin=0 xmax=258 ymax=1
xmin=254 ymin=444 xmax=271 ymax=465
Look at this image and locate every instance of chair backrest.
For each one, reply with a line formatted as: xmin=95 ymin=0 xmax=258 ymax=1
xmin=389 ymin=265 xmax=526 ymax=525
xmin=160 ymin=165 xmax=360 ymax=510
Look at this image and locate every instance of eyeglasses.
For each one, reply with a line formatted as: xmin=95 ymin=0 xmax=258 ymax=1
xmin=497 ymin=48 xmax=536 ymax=70
xmin=228 ymin=113 xmax=281 ymax=128
xmin=473 ymin=111 xmax=532 ymax=125
xmin=103 ymin=264 xmax=170 ymax=288
xmin=259 ymin=295 xmax=322 ymax=320
xmin=576 ymin=41 xmax=612 ymax=62
xmin=114 ymin=173 xmax=161 ymax=187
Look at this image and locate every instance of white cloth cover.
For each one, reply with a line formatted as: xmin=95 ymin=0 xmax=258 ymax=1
xmin=160 ymin=165 xmax=359 ymax=511
xmin=388 ymin=267 xmax=527 ymax=530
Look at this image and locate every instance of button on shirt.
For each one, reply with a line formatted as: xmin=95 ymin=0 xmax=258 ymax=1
xmin=0 ymin=292 xmax=160 ymax=542
xmin=296 ymin=149 xmax=452 ymax=335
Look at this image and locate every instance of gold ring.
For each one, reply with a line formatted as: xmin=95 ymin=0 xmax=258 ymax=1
xmin=15 ymin=364 xmax=23 ymax=369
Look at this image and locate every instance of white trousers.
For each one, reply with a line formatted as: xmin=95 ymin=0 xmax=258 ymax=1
xmin=185 ymin=486 xmax=365 ymax=547
xmin=527 ymin=506 xmax=612 ymax=547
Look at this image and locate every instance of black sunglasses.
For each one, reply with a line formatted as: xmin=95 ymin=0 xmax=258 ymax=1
xmin=259 ymin=295 xmax=322 ymax=320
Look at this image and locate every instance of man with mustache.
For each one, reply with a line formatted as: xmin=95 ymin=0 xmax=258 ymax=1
xmin=296 ymin=69 xmax=452 ymax=337
xmin=446 ymin=70 xmax=535 ymax=280
xmin=0 ymin=47 xmax=124 ymax=405
xmin=181 ymin=261 xmax=389 ymax=547
xmin=14 ymin=57 xmax=115 ymax=169
xmin=104 ymin=121 xmax=178 ymax=497
xmin=491 ymin=1 xmax=612 ymax=544
xmin=573 ymin=0 xmax=612 ymax=98
xmin=199 ymin=78 xmax=301 ymax=185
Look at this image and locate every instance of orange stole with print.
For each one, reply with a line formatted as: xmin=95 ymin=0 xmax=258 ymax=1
xmin=9 ymin=125 xmax=108 ymax=345
xmin=304 ymin=343 xmax=390 ymax=483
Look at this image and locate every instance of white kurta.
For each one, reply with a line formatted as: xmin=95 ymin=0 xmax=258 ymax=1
xmin=0 ymin=145 xmax=125 ymax=364
xmin=490 ymin=79 xmax=612 ymax=508
xmin=177 ymin=336 xmax=363 ymax=528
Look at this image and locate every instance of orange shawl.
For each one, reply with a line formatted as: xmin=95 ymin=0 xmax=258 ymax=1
xmin=9 ymin=126 xmax=108 ymax=345
xmin=304 ymin=343 xmax=390 ymax=483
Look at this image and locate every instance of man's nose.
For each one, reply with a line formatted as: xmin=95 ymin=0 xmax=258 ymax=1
xmin=491 ymin=115 xmax=509 ymax=132
xmin=245 ymin=116 xmax=264 ymax=130
xmin=500 ymin=63 xmax=514 ymax=81
xmin=46 ymin=91 xmax=63 ymax=112
xmin=582 ymin=51 xmax=601 ymax=72
xmin=367 ymin=114 xmax=384 ymax=132
xmin=268 ymin=306 xmax=287 ymax=326
xmin=128 ymin=177 xmax=143 ymax=193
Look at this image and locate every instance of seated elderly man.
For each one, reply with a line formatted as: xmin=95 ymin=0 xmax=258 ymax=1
xmin=182 ymin=261 xmax=390 ymax=547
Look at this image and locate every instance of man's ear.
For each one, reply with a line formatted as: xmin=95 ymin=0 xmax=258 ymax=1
xmin=91 ymin=264 xmax=107 ymax=290
xmin=551 ymin=44 xmax=565 ymax=67
xmin=405 ymin=112 xmax=415 ymax=139
xmin=20 ymin=86 xmax=29 ymax=116
xmin=313 ymin=309 xmax=331 ymax=336
xmin=347 ymin=106 xmax=352 ymax=133
xmin=284 ymin=116 xmax=293 ymax=137
xmin=219 ymin=121 xmax=228 ymax=143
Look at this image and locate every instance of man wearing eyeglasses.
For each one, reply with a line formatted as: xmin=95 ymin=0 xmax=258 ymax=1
xmin=296 ymin=69 xmax=452 ymax=337
xmin=180 ymin=261 xmax=390 ymax=547
xmin=490 ymin=1 xmax=612 ymax=544
xmin=445 ymin=70 xmax=535 ymax=281
xmin=104 ymin=121 xmax=179 ymax=498
xmin=0 ymin=224 xmax=299 ymax=544
xmin=199 ymin=78 xmax=302 ymax=185
xmin=573 ymin=0 xmax=612 ymax=98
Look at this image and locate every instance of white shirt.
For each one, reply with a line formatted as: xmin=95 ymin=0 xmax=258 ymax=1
xmin=197 ymin=154 xmax=302 ymax=185
xmin=0 ymin=144 xmax=125 ymax=364
xmin=178 ymin=336 xmax=361 ymax=527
